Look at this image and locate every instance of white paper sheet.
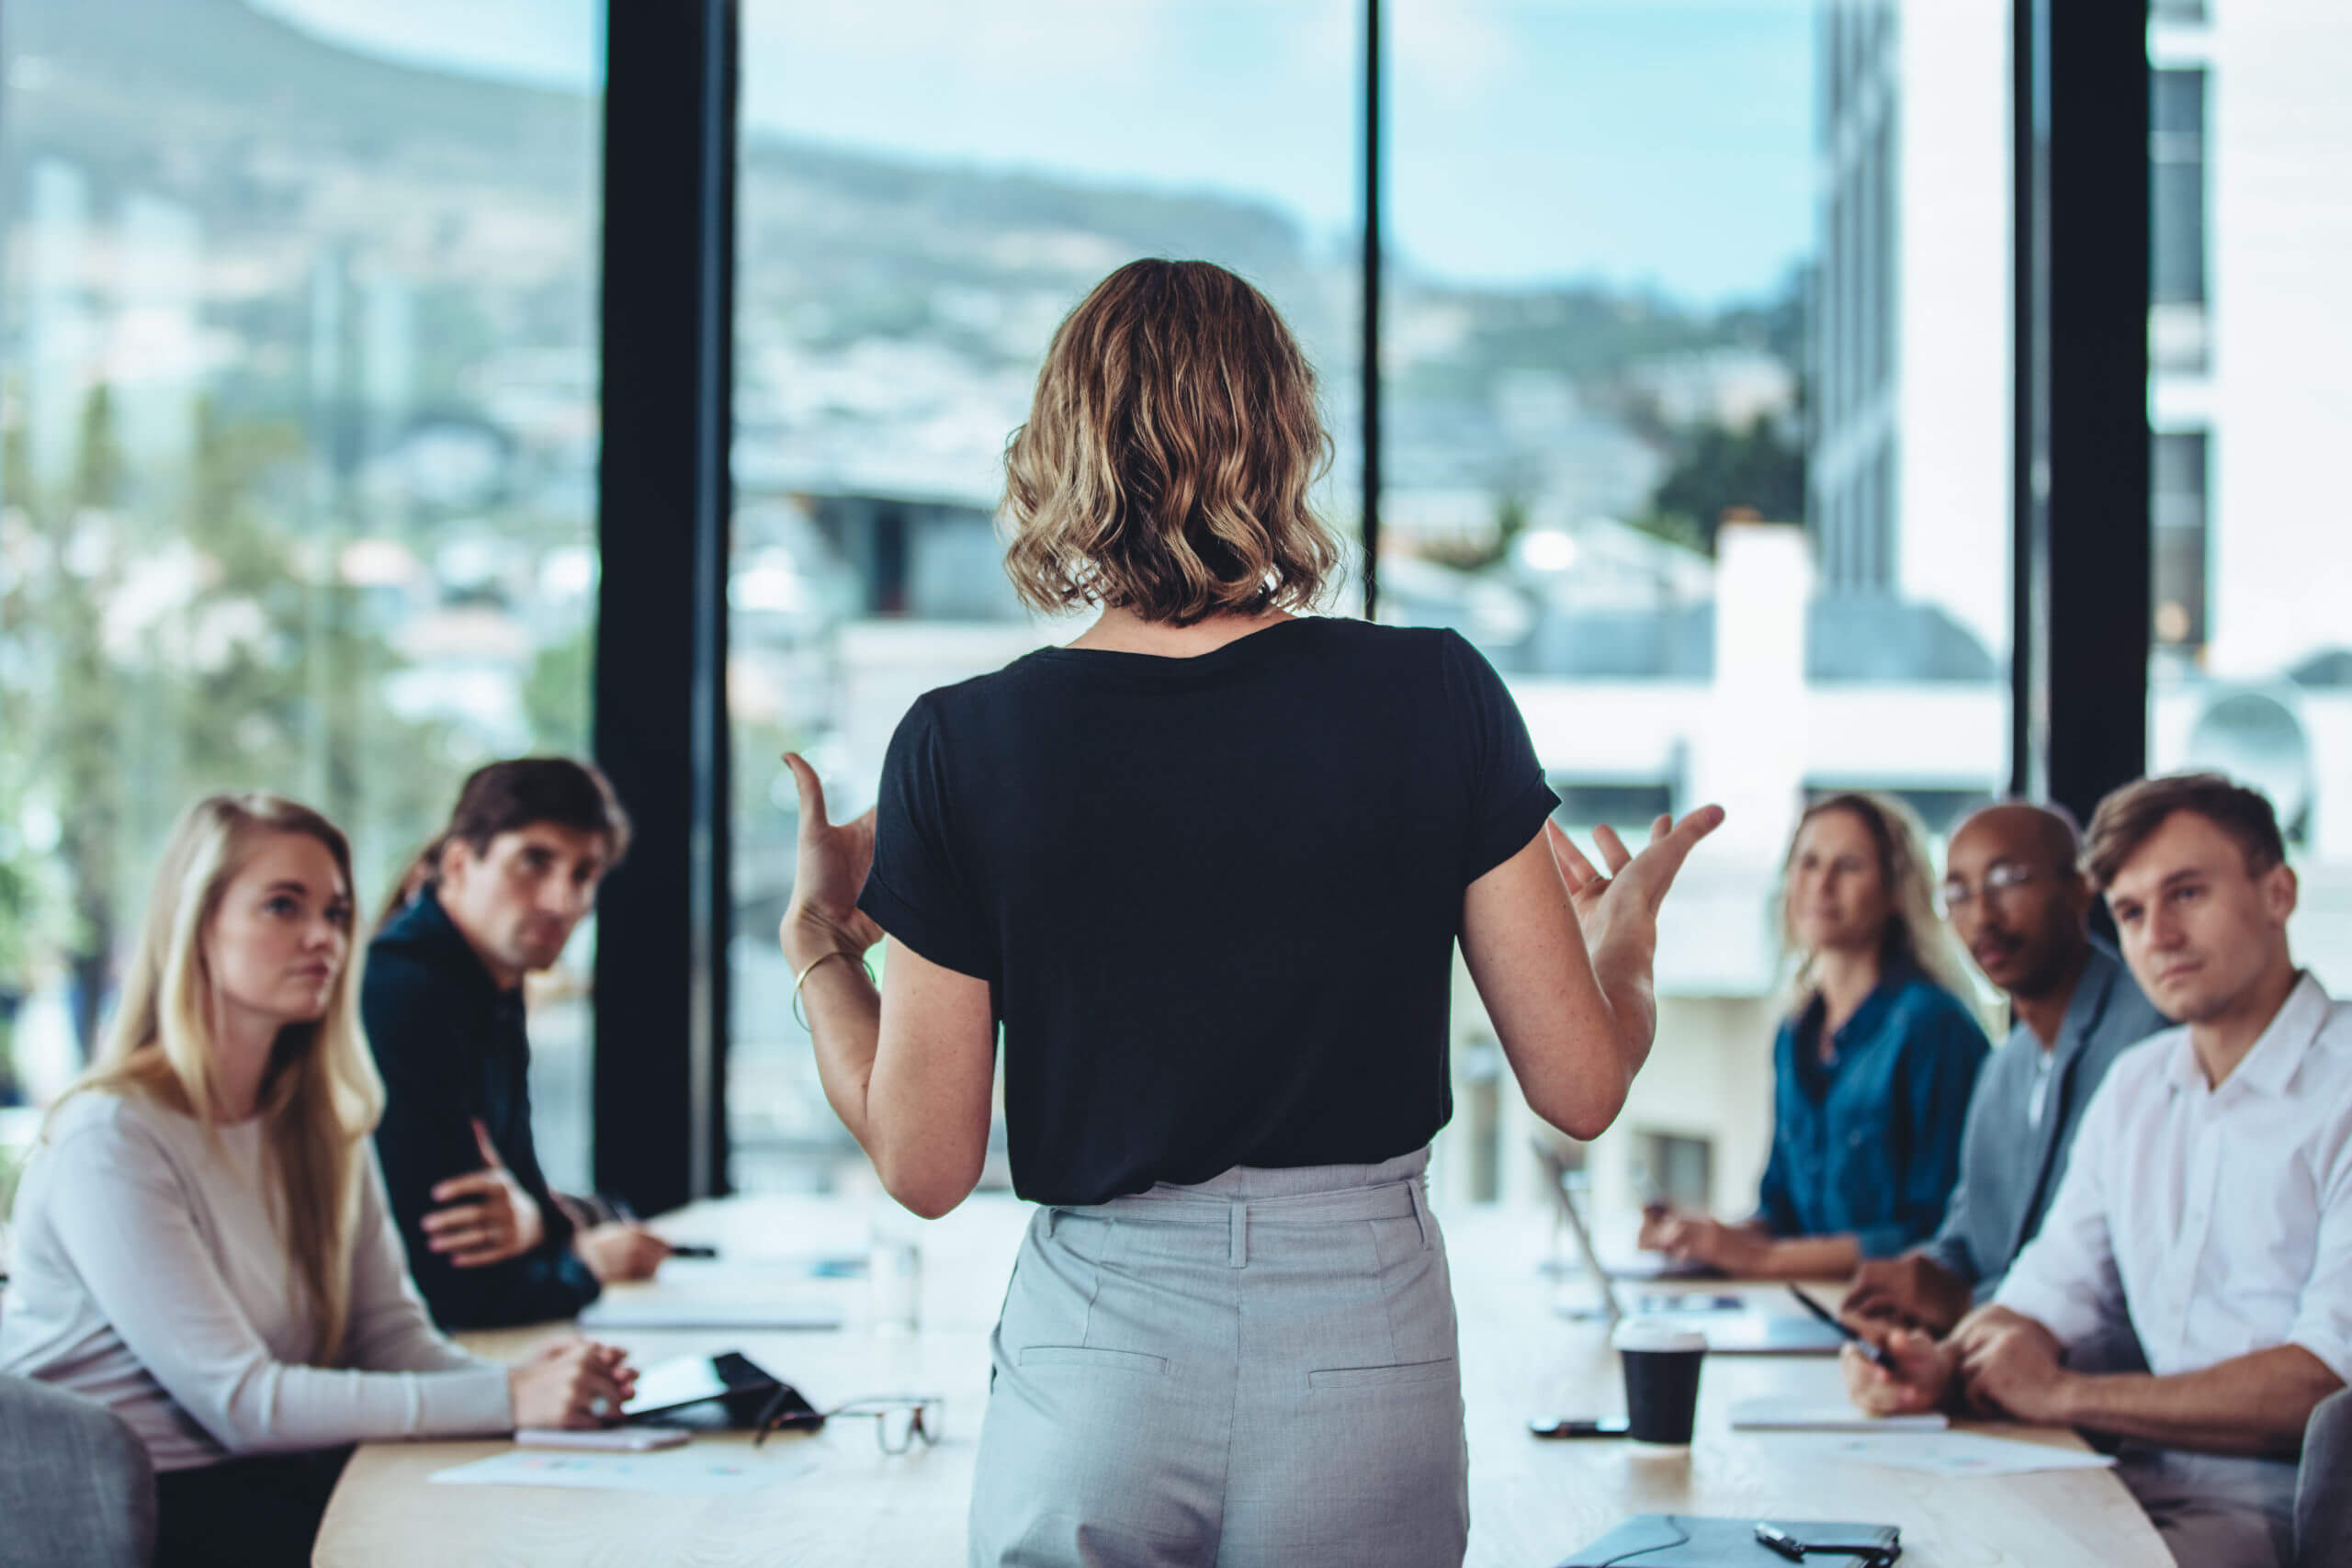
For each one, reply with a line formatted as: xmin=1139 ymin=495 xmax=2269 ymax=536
xmin=578 ymin=1267 xmax=843 ymax=1330
xmin=1728 ymin=1398 xmax=1949 ymax=1432
xmin=1781 ymin=1429 xmax=2119 ymax=1477
xmin=428 ymin=1448 xmax=817 ymax=1495
xmin=579 ymin=1300 xmax=842 ymax=1329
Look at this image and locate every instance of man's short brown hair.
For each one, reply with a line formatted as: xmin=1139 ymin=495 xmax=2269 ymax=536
xmin=1001 ymin=258 xmax=1341 ymax=626
xmin=2082 ymin=772 xmax=2287 ymax=892
xmin=380 ymin=756 xmax=630 ymax=925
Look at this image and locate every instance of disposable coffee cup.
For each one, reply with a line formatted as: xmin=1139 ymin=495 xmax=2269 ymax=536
xmin=1612 ymin=1318 xmax=1707 ymax=1445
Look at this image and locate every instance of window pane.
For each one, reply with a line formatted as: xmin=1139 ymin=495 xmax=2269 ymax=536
xmin=2153 ymin=431 xmax=2211 ymax=653
xmin=2149 ymin=4 xmax=2352 ymax=984
xmin=1385 ymin=0 xmax=2009 ymax=1216
xmin=0 ymin=3 xmax=605 ymax=1188
xmin=727 ymin=1 xmax=1359 ymax=1190
xmin=2152 ymin=70 xmax=2209 ymax=310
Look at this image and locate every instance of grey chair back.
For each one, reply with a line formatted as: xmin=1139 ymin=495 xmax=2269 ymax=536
xmin=2301 ymin=1387 xmax=2352 ymax=1568
xmin=0 ymin=1373 xmax=156 ymax=1568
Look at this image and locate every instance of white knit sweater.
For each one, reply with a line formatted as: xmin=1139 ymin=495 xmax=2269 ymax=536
xmin=0 ymin=1089 xmax=514 ymax=1472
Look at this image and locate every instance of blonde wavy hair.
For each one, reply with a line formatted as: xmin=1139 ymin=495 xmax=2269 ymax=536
xmin=1779 ymin=791 xmax=1976 ymax=1010
xmin=1001 ymin=258 xmax=1342 ymax=626
xmin=57 ymin=793 xmax=385 ymax=1364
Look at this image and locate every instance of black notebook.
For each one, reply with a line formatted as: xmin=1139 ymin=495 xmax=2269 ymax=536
xmin=1557 ymin=1515 xmax=1901 ymax=1567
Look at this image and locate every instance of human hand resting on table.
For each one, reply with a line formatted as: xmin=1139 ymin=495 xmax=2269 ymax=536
xmin=1955 ymin=1313 xmax=2075 ymax=1425
xmin=1841 ymin=1321 xmax=1961 ymax=1416
xmin=779 ymin=752 xmax=885 ymax=974
xmin=574 ymin=1221 xmax=672 ymax=1283
xmin=424 ymin=1119 xmax=546 ymax=1269
xmin=509 ymin=1339 xmax=638 ymax=1430
xmin=1636 ymin=1208 xmax=1771 ymax=1274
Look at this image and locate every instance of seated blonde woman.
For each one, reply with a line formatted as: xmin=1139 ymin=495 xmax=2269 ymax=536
xmin=1640 ymin=792 xmax=1989 ymax=1279
xmin=0 ymin=795 xmax=635 ymax=1568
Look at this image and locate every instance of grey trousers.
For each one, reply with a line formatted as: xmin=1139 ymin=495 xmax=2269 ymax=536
xmin=967 ymin=1148 xmax=1468 ymax=1568
xmin=2116 ymin=1445 xmax=2300 ymax=1568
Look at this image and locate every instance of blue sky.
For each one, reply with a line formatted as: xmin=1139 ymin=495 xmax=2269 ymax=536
xmin=245 ymin=0 xmax=1815 ymax=308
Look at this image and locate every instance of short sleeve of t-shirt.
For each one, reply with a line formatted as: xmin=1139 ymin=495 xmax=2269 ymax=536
xmin=857 ymin=695 xmax=995 ymax=982
xmin=1438 ymin=629 xmax=1560 ymax=883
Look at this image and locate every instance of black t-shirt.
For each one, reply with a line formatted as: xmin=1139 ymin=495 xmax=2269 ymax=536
xmin=855 ymin=615 xmax=1557 ymax=1206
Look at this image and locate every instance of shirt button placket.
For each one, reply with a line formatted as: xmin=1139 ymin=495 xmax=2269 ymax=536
xmin=2170 ymin=1111 xmax=2219 ymax=1365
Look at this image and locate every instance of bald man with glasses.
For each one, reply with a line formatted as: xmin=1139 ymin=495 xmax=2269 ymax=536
xmin=1842 ymin=802 xmax=2169 ymax=1336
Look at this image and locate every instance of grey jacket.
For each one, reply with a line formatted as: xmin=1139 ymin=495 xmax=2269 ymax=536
xmin=1922 ymin=938 xmax=2170 ymax=1303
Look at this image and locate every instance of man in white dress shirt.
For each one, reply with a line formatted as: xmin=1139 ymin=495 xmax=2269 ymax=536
xmin=1846 ymin=773 xmax=2349 ymax=1568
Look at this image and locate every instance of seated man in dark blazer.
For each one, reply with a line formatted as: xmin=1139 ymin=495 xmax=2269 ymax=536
xmin=364 ymin=758 xmax=670 ymax=1329
xmin=1843 ymin=801 xmax=2168 ymax=1336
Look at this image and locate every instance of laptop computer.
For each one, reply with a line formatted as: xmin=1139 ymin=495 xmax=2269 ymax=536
xmin=1531 ymin=1141 xmax=1715 ymax=1281
xmin=1536 ymin=1143 xmax=1847 ymax=1356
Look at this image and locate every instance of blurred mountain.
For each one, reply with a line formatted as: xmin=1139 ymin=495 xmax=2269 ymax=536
xmin=1 ymin=0 xmax=1796 ymax=525
xmin=3 ymin=0 xmax=596 ymax=186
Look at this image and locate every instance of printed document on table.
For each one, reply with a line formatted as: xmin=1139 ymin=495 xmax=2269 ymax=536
xmin=1781 ymin=1429 xmax=2118 ymax=1478
xmin=428 ymin=1449 xmax=817 ymax=1495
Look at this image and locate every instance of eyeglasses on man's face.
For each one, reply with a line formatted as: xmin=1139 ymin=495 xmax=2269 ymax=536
xmin=752 ymin=1390 xmax=944 ymax=1455
xmin=1938 ymin=860 xmax=2048 ymax=916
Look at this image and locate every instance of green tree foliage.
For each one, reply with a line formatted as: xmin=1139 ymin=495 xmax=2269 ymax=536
xmin=1 ymin=383 xmax=461 ymax=1056
xmin=1419 ymin=494 xmax=1531 ymax=574
xmin=524 ymin=624 xmax=592 ymax=754
xmin=1634 ymin=412 xmax=1806 ymax=556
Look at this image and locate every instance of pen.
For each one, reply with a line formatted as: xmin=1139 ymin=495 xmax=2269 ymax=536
xmin=1785 ymin=1283 xmax=1890 ymax=1368
xmin=607 ymin=1195 xmax=715 ymax=1257
xmin=1754 ymin=1522 xmax=1807 ymax=1561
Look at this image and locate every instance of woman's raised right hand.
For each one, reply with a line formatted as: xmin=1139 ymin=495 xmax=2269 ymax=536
xmin=780 ymin=752 xmax=887 ymax=973
xmin=509 ymin=1338 xmax=636 ymax=1430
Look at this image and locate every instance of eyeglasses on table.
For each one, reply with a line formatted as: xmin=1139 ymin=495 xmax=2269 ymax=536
xmin=752 ymin=1390 xmax=944 ymax=1455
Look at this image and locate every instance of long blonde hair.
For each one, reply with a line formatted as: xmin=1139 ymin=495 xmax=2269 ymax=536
xmin=1780 ymin=791 xmax=1975 ymax=1011
xmin=58 ymin=794 xmax=385 ymax=1364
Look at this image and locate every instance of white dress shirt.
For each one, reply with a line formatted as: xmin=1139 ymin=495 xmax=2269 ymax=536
xmin=0 ymin=1089 xmax=514 ymax=1472
xmin=1996 ymin=971 xmax=2352 ymax=1385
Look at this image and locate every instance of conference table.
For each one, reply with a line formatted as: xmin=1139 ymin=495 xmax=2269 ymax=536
xmin=313 ymin=1193 xmax=2170 ymax=1567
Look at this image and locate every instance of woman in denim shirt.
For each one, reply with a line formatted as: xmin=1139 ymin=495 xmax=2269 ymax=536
xmin=1643 ymin=792 xmax=1988 ymax=1279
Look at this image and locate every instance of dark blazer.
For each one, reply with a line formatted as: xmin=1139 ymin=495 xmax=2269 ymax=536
xmin=1921 ymin=938 xmax=2170 ymax=1303
xmin=362 ymin=887 xmax=602 ymax=1329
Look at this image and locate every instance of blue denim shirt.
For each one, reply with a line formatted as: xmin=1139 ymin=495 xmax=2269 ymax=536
xmin=1757 ymin=966 xmax=1990 ymax=1258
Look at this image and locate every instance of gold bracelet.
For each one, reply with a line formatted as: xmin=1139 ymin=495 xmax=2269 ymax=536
xmin=791 ymin=948 xmax=873 ymax=1032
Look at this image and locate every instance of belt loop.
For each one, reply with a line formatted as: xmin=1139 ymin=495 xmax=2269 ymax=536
xmin=1407 ymin=1174 xmax=1431 ymax=1250
xmin=1044 ymin=1207 xmax=1060 ymax=1241
xmin=1228 ymin=1201 xmax=1248 ymax=1269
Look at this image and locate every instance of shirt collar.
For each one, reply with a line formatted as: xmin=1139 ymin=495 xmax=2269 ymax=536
xmin=2163 ymin=969 xmax=2330 ymax=1098
xmin=379 ymin=885 xmax=504 ymax=1005
xmin=1802 ymin=962 xmax=1916 ymax=1054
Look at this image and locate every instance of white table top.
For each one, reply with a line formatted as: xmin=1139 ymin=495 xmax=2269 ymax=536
xmin=313 ymin=1193 xmax=2169 ymax=1567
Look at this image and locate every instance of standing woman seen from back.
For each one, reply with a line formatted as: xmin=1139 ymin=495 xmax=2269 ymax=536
xmin=781 ymin=259 xmax=1723 ymax=1568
